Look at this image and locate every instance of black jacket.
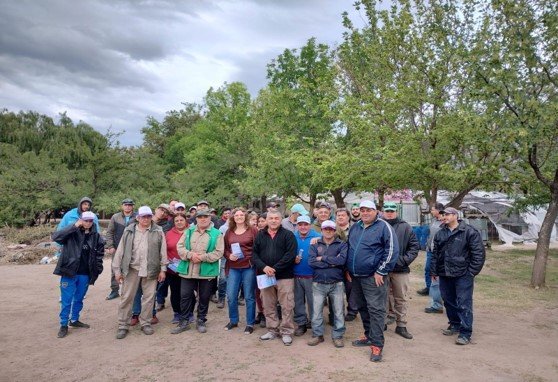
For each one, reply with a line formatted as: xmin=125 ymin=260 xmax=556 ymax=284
xmin=252 ymin=226 xmax=297 ymax=280
xmin=308 ymin=238 xmax=348 ymax=283
xmin=52 ymin=224 xmax=105 ymax=284
xmin=430 ymin=220 xmax=485 ymax=278
xmin=386 ymin=218 xmax=420 ymax=273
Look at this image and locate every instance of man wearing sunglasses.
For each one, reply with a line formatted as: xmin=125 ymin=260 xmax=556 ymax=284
xmin=430 ymin=207 xmax=485 ymax=346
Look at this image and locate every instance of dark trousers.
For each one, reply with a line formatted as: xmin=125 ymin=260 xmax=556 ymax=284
xmin=439 ymin=274 xmax=475 ymax=339
xmin=167 ymin=272 xmax=182 ymax=313
xmin=344 ymin=279 xmax=359 ymax=316
xmin=156 ymin=278 xmax=170 ymax=305
xmin=352 ymin=275 xmax=388 ymax=348
xmin=180 ymin=278 xmax=213 ymax=322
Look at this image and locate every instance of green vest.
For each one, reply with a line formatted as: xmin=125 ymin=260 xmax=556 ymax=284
xmin=176 ymin=226 xmax=220 ymax=277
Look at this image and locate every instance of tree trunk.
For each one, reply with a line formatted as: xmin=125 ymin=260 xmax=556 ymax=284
xmin=309 ymin=192 xmax=317 ymax=214
xmin=446 ymin=184 xmax=479 ymax=209
xmin=331 ymin=188 xmax=345 ymax=208
xmin=531 ymin=187 xmax=558 ymax=288
xmin=260 ymin=195 xmax=267 ymax=212
xmin=377 ymin=187 xmax=386 ymax=210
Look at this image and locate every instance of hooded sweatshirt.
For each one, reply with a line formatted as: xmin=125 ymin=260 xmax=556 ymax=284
xmin=57 ymin=197 xmax=101 ymax=232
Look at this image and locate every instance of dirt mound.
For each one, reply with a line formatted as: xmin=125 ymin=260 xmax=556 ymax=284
xmin=0 ymin=225 xmax=57 ymax=265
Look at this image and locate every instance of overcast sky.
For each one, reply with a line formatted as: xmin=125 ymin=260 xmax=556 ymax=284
xmin=0 ymin=0 xmax=365 ymax=146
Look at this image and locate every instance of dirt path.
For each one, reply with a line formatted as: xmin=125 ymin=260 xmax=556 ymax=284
xmin=0 ymin=260 xmax=556 ymax=382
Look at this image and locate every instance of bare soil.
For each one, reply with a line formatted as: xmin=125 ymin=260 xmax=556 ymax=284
xmin=0 ymin=255 xmax=557 ymax=382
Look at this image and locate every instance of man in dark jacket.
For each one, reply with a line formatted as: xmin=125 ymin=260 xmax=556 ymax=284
xmin=431 ymin=207 xmax=485 ymax=346
xmin=308 ymin=220 xmax=348 ymax=348
xmin=52 ymin=211 xmax=104 ymax=338
xmin=382 ymin=202 xmax=419 ymax=340
xmin=346 ymin=200 xmax=399 ymax=362
xmin=105 ymin=198 xmax=137 ymax=300
xmin=253 ymin=210 xmax=297 ymax=346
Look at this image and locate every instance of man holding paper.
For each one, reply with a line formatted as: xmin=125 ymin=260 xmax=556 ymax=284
xmin=253 ymin=210 xmax=298 ymax=346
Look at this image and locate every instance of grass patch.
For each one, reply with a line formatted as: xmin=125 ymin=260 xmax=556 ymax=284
xmin=0 ymin=224 xmax=56 ymax=245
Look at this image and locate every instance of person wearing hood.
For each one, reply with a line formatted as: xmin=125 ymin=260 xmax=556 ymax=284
xmin=57 ymin=197 xmax=100 ymax=232
xmin=382 ymin=202 xmax=420 ymax=340
xmin=52 ymin=211 xmax=105 ymax=338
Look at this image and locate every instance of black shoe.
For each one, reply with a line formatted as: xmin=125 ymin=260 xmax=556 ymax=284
xmin=370 ymin=346 xmax=383 ymax=362
xmin=210 ymin=295 xmax=219 ymax=304
xmin=294 ymin=326 xmax=307 ymax=336
xmin=224 ymin=322 xmax=238 ymax=331
xmin=254 ymin=312 xmax=263 ymax=325
xmin=352 ymin=336 xmax=373 ymax=347
xmin=116 ymin=329 xmax=128 ymax=339
xmin=259 ymin=316 xmax=266 ymax=328
xmin=417 ymin=287 xmax=429 ymax=296
xmin=424 ymin=307 xmax=444 ymax=314
xmin=395 ymin=326 xmax=413 ymax=339
xmin=442 ymin=325 xmax=460 ymax=336
xmin=345 ymin=314 xmax=356 ymax=322
xmin=171 ymin=322 xmax=191 ymax=334
xmin=69 ymin=320 xmax=90 ymax=329
xmin=244 ymin=326 xmax=254 ymax=335
xmin=197 ymin=319 xmax=207 ymax=333
xmin=106 ymin=290 xmax=119 ymax=300
xmin=238 ymin=298 xmax=245 ymax=306
xmin=57 ymin=326 xmax=68 ymax=338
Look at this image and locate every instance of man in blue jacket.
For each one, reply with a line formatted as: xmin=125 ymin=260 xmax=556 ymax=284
xmin=346 ymin=200 xmax=399 ymax=362
xmin=431 ymin=207 xmax=485 ymax=346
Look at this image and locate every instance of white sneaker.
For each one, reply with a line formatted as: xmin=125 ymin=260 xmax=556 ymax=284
xmin=259 ymin=331 xmax=277 ymax=341
xmin=282 ymin=335 xmax=293 ymax=346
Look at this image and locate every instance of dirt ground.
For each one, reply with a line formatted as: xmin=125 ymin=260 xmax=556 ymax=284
xmin=0 ymin=256 xmax=557 ymax=382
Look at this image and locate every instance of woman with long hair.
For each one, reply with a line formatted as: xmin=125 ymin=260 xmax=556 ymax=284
xmin=165 ymin=212 xmax=190 ymax=324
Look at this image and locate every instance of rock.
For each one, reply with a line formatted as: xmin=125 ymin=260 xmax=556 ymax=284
xmin=36 ymin=242 xmax=55 ymax=249
xmin=7 ymin=244 xmax=27 ymax=249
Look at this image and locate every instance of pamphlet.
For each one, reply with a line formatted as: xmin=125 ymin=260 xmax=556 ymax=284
xmin=231 ymin=242 xmax=244 ymax=259
xmin=168 ymin=259 xmax=180 ymax=273
xmin=256 ymin=274 xmax=277 ymax=289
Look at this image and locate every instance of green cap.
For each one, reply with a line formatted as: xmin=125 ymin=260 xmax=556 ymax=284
xmin=383 ymin=202 xmax=398 ymax=212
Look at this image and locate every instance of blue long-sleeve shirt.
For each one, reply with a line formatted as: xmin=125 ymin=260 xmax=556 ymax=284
xmin=294 ymin=229 xmax=321 ymax=276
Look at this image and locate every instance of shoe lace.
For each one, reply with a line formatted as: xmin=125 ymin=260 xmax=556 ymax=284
xmin=371 ymin=346 xmax=382 ymax=356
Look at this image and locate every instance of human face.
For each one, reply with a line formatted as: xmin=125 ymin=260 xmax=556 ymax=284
xmin=383 ymin=210 xmax=398 ymax=219
xmin=321 ymin=227 xmax=336 ymax=240
xmin=176 ymin=207 xmax=185 ymax=213
xmin=233 ymin=210 xmax=246 ymax=226
xmin=431 ymin=206 xmax=441 ymax=218
xmin=174 ymin=215 xmax=188 ymax=231
xmin=198 ymin=203 xmax=209 ymax=210
xmin=196 ymin=215 xmax=211 ymax=230
xmin=317 ymin=207 xmax=330 ymax=223
xmin=297 ymin=222 xmax=311 ymax=235
xmin=336 ymin=210 xmax=350 ymax=226
xmin=223 ymin=210 xmax=232 ymax=221
xmin=360 ymin=207 xmax=377 ymax=225
xmin=266 ymin=212 xmax=281 ymax=231
xmin=189 ymin=209 xmax=197 ymax=217
xmin=82 ymin=219 xmax=94 ymax=230
xmin=137 ymin=215 xmax=152 ymax=228
xmin=81 ymin=202 xmax=91 ymax=212
xmin=169 ymin=201 xmax=178 ymax=211
xmin=154 ymin=208 xmax=168 ymax=220
xmin=122 ymin=203 xmax=134 ymax=215
xmin=351 ymin=207 xmax=360 ymax=218
xmin=249 ymin=214 xmax=258 ymax=227
xmin=441 ymin=211 xmax=458 ymax=226
xmin=257 ymin=217 xmax=267 ymax=230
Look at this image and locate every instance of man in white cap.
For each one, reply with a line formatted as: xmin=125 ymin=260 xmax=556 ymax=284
xmin=282 ymin=203 xmax=309 ymax=232
xmin=113 ymin=206 xmax=168 ymax=339
xmin=346 ymin=200 xmax=399 ymax=362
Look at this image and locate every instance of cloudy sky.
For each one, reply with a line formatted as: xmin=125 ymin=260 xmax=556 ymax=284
xmin=0 ymin=0 xmax=365 ymax=146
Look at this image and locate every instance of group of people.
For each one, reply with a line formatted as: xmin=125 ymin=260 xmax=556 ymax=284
xmin=52 ymin=196 xmax=485 ymax=362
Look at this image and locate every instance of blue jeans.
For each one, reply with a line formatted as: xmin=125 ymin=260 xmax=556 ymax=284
xmin=311 ymin=282 xmax=346 ymax=339
xmin=428 ymin=277 xmax=444 ymax=310
xmin=226 ymin=267 xmax=256 ymax=326
xmin=439 ymin=274 xmax=475 ymax=339
xmin=59 ymin=275 xmax=89 ymax=326
xmin=218 ymin=258 xmax=227 ymax=300
xmin=424 ymin=252 xmax=433 ymax=289
xmin=132 ymin=284 xmax=157 ymax=317
xmin=352 ymin=275 xmax=388 ymax=348
xmin=294 ymin=277 xmax=313 ymax=326
xmin=156 ymin=278 xmax=169 ymax=305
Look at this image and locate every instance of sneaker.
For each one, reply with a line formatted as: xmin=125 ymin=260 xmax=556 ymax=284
xmin=254 ymin=312 xmax=264 ymax=325
xmin=259 ymin=331 xmax=277 ymax=341
xmin=150 ymin=316 xmax=159 ymax=325
xmin=216 ymin=300 xmax=225 ymax=309
xmin=294 ymin=326 xmax=307 ymax=336
xmin=456 ymin=336 xmax=470 ymax=345
xmin=395 ymin=326 xmax=413 ymax=339
xmin=307 ymin=336 xmax=324 ymax=346
xmin=155 ymin=303 xmax=165 ymax=312
xmin=141 ymin=325 xmax=154 ymax=335
xmin=187 ymin=314 xmax=196 ymax=324
xmin=69 ymin=320 xmax=90 ymax=329
xmin=171 ymin=313 xmax=180 ymax=324
xmin=386 ymin=315 xmax=396 ymax=325
xmin=282 ymin=335 xmax=293 ymax=346
xmin=57 ymin=325 xmax=68 ymax=338
xmin=370 ymin=346 xmax=383 ymax=362
xmin=417 ymin=287 xmax=429 ymax=296
xmin=115 ymin=329 xmax=128 ymax=339
xmin=106 ymin=290 xmax=119 ymax=300
xmin=333 ymin=338 xmax=344 ymax=348
xmin=352 ymin=336 xmax=373 ymax=347
xmin=224 ymin=322 xmax=238 ymax=331
xmin=259 ymin=316 xmax=267 ymax=328
xmin=442 ymin=325 xmax=460 ymax=336
xmin=196 ymin=320 xmax=207 ymax=333
xmin=238 ymin=297 xmax=245 ymax=306
xmin=345 ymin=314 xmax=356 ymax=322
xmin=130 ymin=315 xmax=139 ymax=326
xmin=170 ymin=322 xmax=190 ymax=334
xmin=244 ymin=326 xmax=254 ymax=335
xmin=424 ymin=307 xmax=444 ymax=314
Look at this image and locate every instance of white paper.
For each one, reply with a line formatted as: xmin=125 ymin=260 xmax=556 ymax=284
xmin=257 ymin=274 xmax=277 ymax=289
xmin=231 ymin=242 xmax=244 ymax=258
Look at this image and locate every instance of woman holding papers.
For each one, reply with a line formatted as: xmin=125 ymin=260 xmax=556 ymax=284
xmin=165 ymin=213 xmax=190 ymax=324
xmin=223 ymin=207 xmax=259 ymax=334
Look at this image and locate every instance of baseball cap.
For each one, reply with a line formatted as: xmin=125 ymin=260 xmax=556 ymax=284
xmin=122 ymin=198 xmax=135 ymax=205
xmin=197 ymin=200 xmax=209 ymax=206
xmin=291 ymin=203 xmax=309 ymax=215
xmin=81 ymin=211 xmax=96 ymax=221
xmin=321 ymin=220 xmax=336 ymax=230
xmin=317 ymin=202 xmax=332 ymax=210
xmin=383 ymin=202 xmax=398 ymax=212
xmin=196 ymin=209 xmax=211 ymax=217
xmin=359 ymin=200 xmax=376 ymax=210
xmin=189 ymin=206 xmax=197 ymax=212
xmin=267 ymin=201 xmax=277 ymax=208
xmin=137 ymin=206 xmax=153 ymax=217
xmin=175 ymin=202 xmax=186 ymax=210
xmin=158 ymin=203 xmax=171 ymax=212
xmin=296 ymin=215 xmax=311 ymax=225
xmin=440 ymin=207 xmax=459 ymax=215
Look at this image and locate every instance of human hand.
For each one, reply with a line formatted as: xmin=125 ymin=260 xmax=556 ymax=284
xmin=374 ymin=273 xmax=384 ymax=287
xmin=229 ymin=254 xmax=238 ymax=262
xmin=158 ymin=271 xmax=166 ymax=282
xmin=263 ymin=266 xmax=275 ymax=276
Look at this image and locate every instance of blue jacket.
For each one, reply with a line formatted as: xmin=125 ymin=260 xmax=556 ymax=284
xmin=57 ymin=197 xmax=101 ymax=232
xmin=309 ymin=238 xmax=347 ymax=283
xmin=294 ymin=229 xmax=321 ymax=276
xmin=346 ymin=217 xmax=399 ymax=277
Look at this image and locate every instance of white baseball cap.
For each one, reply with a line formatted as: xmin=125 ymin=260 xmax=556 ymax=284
xmin=175 ymin=202 xmax=186 ymax=210
xmin=296 ymin=215 xmax=312 ymax=225
xmin=81 ymin=211 xmax=96 ymax=221
xmin=359 ymin=200 xmax=376 ymax=210
xmin=137 ymin=206 xmax=153 ymax=217
xmin=321 ymin=220 xmax=336 ymax=230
